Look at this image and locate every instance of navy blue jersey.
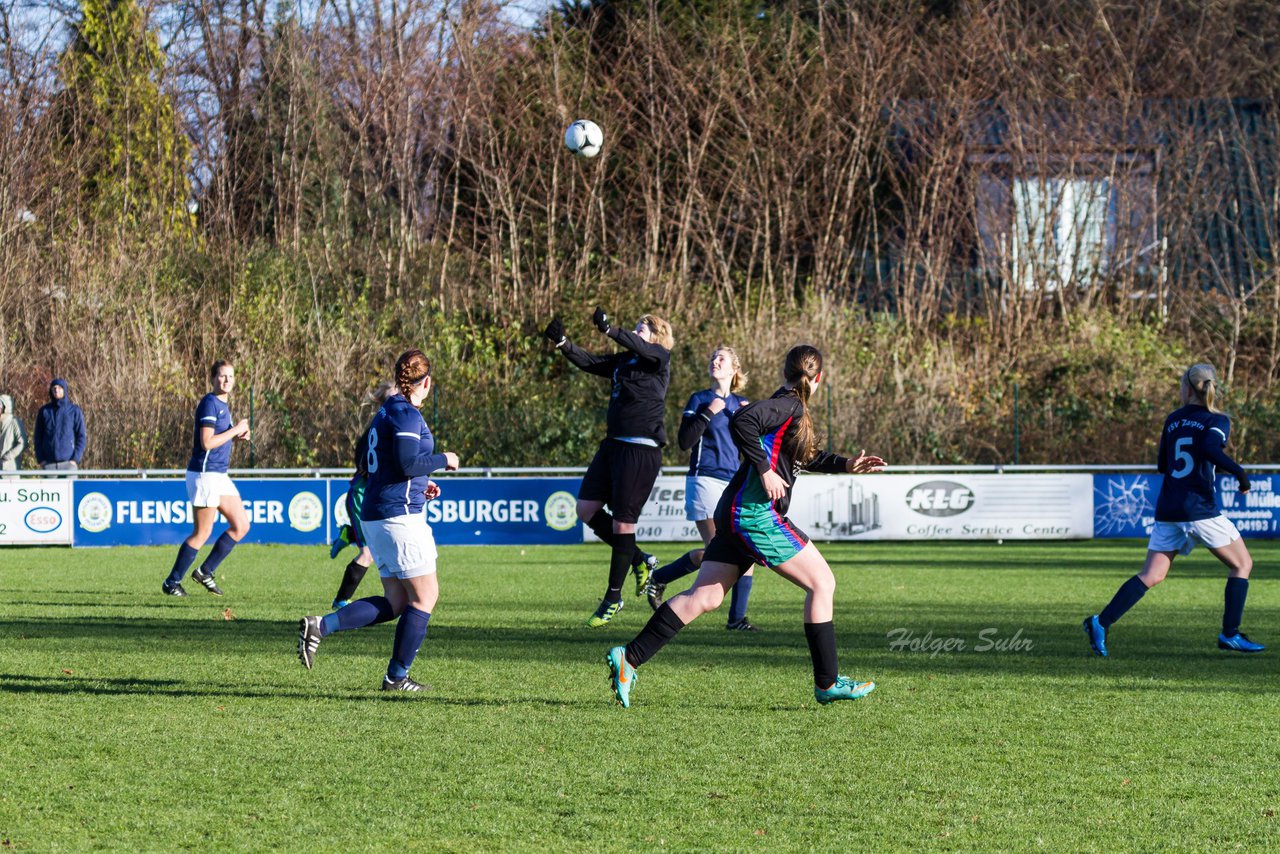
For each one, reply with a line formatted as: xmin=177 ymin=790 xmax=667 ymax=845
xmin=187 ymin=393 xmax=234 ymax=473
xmin=361 ymin=394 xmax=449 ymax=521
xmin=678 ymin=388 xmax=749 ymax=480
xmin=1154 ymin=404 xmax=1247 ymax=522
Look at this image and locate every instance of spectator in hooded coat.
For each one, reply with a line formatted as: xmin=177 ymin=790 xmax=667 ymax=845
xmin=33 ymin=379 xmax=87 ymax=470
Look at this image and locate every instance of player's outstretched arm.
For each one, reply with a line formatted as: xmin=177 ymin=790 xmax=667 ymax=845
xmin=546 ymin=315 xmax=617 ymax=377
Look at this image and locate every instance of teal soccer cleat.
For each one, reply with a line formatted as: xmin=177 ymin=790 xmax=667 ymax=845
xmin=814 ymin=675 xmax=875 ymax=705
xmin=1218 ymin=632 xmax=1265 ymax=653
xmin=606 ymin=646 xmax=637 ymax=708
xmin=1083 ymin=615 xmax=1108 ymax=657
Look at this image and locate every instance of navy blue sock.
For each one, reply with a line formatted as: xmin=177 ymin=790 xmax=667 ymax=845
xmin=1099 ymin=575 xmax=1150 ymax=628
xmin=803 ymin=621 xmax=839 ymax=689
xmin=652 ymin=551 xmax=697 ymax=585
xmin=605 ymin=533 xmax=635 ymax=603
xmin=387 ymin=606 xmax=431 ymax=680
xmin=166 ymin=543 xmax=199 ymax=585
xmin=198 ymin=532 xmax=237 ymax=577
xmin=321 ymin=596 xmax=396 ymax=637
xmin=1223 ymin=577 xmax=1249 ymax=636
xmin=728 ymin=574 xmax=753 ymax=624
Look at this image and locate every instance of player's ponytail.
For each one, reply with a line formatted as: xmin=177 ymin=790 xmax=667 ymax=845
xmin=714 ymin=346 xmax=749 ymax=393
xmin=394 ymin=349 xmax=432 ymax=400
xmin=781 ymin=344 xmax=823 ymax=464
xmin=1183 ymin=363 xmax=1219 ymax=413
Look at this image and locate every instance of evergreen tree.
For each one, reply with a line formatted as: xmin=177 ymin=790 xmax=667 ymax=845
xmin=49 ymin=0 xmax=192 ymax=237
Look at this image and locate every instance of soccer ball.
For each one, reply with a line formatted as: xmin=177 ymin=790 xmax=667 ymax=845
xmin=564 ymin=119 xmax=604 ymax=159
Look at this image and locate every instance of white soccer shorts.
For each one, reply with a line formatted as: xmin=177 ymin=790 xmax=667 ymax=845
xmin=685 ymin=475 xmax=730 ymax=523
xmin=363 ymin=513 xmax=439 ymax=579
xmin=1148 ymin=515 xmax=1241 ymax=555
xmin=185 ymin=471 xmax=240 ymax=508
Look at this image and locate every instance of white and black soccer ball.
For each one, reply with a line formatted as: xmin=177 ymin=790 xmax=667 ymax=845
xmin=564 ymin=119 xmax=604 ymax=159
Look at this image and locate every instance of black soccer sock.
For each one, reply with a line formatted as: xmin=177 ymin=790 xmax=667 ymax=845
xmin=652 ymin=551 xmax=697 ymax=586
xmin=335 ymin=559 xmax=370 ymax=603
xmin=587 ymin=509 xmax=647 ymax=566
xmin=605 ymin=533 xmax=635 ymax=603
xmin=803 ymin=621 xmax=839 ymax=689
xmin=1098 ymin=575 xmax=1150 ymax=629
xmin=624 ymin=602 xmax=688 ymax=668
xmin=1223 ymin=577 xmax=1249 ymax=636
xmin=586 ymin=509 xmax=618 ymax=547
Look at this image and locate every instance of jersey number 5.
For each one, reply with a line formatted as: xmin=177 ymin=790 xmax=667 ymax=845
xmin=1171 ymin=437 xmax=1194 ymax=479
xmin=367 ymin=427 xmax=379 ymax=473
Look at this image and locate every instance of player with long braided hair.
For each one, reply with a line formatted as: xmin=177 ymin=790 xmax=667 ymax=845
xmin=297 ymin=349 xmax=459 ymax=692
xmin=544 ymin=306 xmax=670 ymax=627
xmin=643 ymin=346 xmax=761 ymax=630
xmin=605 ymin=344 xmax=886 ymax=707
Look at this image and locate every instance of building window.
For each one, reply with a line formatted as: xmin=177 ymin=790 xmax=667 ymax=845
xmin=1010 ymin=177 xmax=1113 ymax=291
xmin=971 ymin=154 xmax=1158 ymax=295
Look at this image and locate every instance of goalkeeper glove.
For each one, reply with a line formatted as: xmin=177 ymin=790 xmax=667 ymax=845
xmin=592 ymin=306 xmax=610 ymax=334
xmin=543 ymin=317 xmax=566 ymax=347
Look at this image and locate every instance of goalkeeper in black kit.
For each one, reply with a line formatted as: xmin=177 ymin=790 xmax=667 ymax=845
xmin=544 ymin=306 xmax=673 ymax=626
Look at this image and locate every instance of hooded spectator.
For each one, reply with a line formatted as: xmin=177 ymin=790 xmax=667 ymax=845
xmin=33 ymin=378 xmax=87 ymax=470
xmin=0 ymin=393 xmax=26 ymax=471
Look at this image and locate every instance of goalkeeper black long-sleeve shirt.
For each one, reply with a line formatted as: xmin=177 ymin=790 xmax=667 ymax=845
xmin=558 ymin=327 xmax=671 ymax=446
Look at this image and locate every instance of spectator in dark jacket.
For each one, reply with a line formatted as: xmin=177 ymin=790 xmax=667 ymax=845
xmin=34 ymin=378 xmax=87 ymax=470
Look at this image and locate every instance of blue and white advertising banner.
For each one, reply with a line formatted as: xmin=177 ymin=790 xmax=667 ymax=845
xmin=0 ymin=479 xmax=74 ymax=545
xmin=332 ymin=477 xmax=583 ymax=546
xmin=588 ymin=474 xmax=1096 ymax=542
xmin=73 ymin=480 xmax=328 ymax=546
xmin=1093 ymin=473 xmax=1280 ymax=538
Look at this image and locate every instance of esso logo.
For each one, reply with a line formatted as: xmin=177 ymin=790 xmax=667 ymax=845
xmin=24 ymin=506 xmax=64 ymax=533
xmin=905 ymin=481 xmax=975 ymax=517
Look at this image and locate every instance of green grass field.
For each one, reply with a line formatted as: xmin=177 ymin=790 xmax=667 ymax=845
xmin=2 ymin=540 xmax=1278 ymax=851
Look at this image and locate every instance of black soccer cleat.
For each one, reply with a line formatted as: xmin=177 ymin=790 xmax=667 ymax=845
xmin=632 ymin=552 xmax=658 ymax=596
xmin=643 ymin=579 xmax=666 ymax=611
xmin=190 ymin=567 xmax=224 ymax=596
xmin=381 ymin=675 xmax=431 ymax=692
xmin=726 ymin=617 xmax=761 ymax=632
xmin=161 ymin=581 xmax=188 ymax=597
xmin=297 ymin=616 xmax=323 ymax=670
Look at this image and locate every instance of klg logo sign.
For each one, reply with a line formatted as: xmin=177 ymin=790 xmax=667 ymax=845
xmin=906 ymin=481 xmax=975 ymax=516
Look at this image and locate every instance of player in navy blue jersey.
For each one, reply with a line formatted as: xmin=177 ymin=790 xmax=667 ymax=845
xmin=297 ymin=349 xmax=459 ymax=692
xmin=162 ymin=360 xmax=252 ymax=596
xmin=1084 ymin=363 xmax=1263 ymax=656
xmin=606 ymin=345 xmax=887 ymax=708
xmin=328 ymin=380 xmax=396 ymax=610
xmin=544 ymin=307 xmax=671 ymax=627
xmin=643 ymin=346 xmax=762 ymax=630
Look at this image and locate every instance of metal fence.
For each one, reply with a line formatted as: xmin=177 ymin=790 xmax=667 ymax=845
xmin=8 ymin=463 xmax=1280 ymax=480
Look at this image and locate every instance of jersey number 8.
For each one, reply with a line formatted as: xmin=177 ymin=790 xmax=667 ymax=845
xmin=367 ymin=427 xmax=379 ymax=473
